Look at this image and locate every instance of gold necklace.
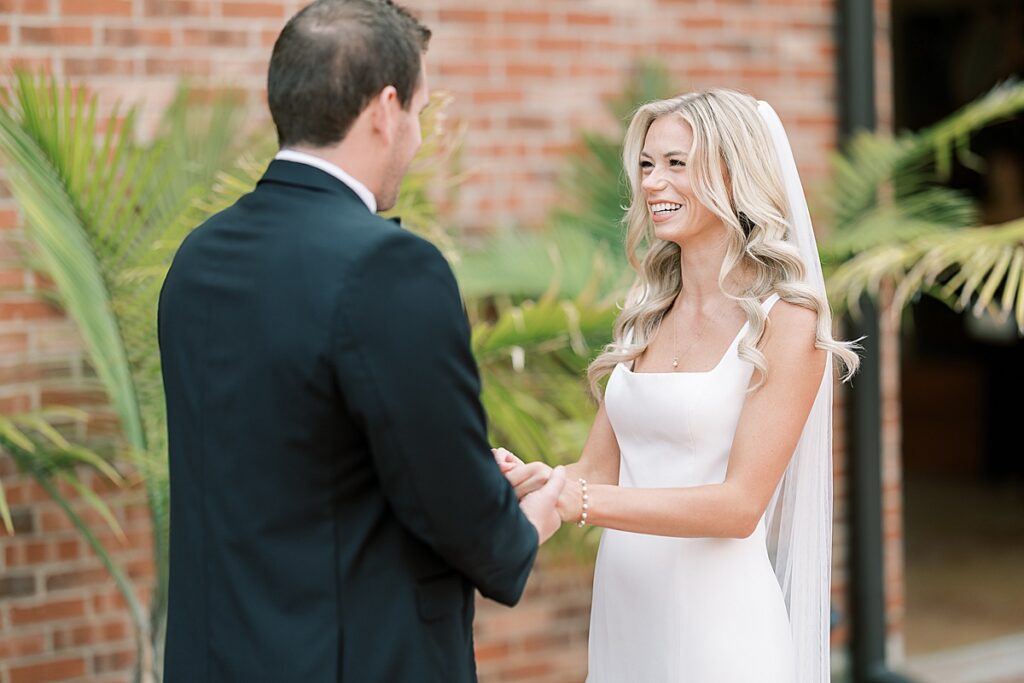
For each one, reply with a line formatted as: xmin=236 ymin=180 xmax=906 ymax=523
xmin=669 ymin=297 xmax=731 ymax=370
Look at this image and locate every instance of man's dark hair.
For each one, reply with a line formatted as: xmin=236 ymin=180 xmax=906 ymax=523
xmin=267 ymin=0 xmax=431 ymax=148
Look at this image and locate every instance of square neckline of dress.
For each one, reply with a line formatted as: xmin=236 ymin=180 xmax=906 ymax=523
xmin=620 ymin=293 xmax=781 ymax=377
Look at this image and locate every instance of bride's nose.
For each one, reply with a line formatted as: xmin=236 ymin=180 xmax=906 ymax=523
xmin=641 ymin=171 xmax=667 ymax=193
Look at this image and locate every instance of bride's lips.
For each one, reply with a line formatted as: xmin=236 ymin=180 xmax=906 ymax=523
xmin=648 ymin=200 xmax=684 ymax=224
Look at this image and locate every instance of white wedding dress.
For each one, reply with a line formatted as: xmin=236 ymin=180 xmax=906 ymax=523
xmin=588 ymin=293 xmax=797 ymax=682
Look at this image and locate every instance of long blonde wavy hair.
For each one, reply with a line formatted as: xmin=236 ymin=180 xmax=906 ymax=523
xmin=587 ymin=89 xmax=860 ymax=399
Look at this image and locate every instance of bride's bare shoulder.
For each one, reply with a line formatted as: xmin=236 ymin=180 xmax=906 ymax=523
xmin=761 ymin=300 xmax=824 ymax=366
xmin=766 ymin=299 xmax=818 ymax=331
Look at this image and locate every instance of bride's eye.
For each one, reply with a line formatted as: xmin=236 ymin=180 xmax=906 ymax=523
xmin=640 ymin=160 xmax=654 ymax=172
xmin=670 ymin=159 xmax=686 ymax=167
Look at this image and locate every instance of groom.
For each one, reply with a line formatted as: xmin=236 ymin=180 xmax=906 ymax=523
xmin=158 ymin=1 xmax=565 ymax=681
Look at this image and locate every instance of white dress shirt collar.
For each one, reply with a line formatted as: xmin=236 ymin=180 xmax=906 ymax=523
xmin=274 ymin=149 xmax=377 ymax=213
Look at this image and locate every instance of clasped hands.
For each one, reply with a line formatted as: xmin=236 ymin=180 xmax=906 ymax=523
xmin=492 ymin=447 xmax=586 ymax=530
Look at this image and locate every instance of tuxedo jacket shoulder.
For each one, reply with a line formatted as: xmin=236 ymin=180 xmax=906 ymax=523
xmin=158 ymin=160 xmax=537 ymax=683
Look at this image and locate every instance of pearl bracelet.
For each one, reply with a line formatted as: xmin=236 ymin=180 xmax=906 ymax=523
xmin=577 ymin=478 xmax=589 ymax=528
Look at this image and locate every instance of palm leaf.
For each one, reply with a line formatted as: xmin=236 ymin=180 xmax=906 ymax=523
xmin=473 ymin=293 xmax=618 ymax=483
xmin=825 ymin=81 xmax=1024 ymax=249
xmin=824 ymin=80 xmax=1024 ymax=334
xmin=0 ymin=409 xmax=123 ymax=535
xmin=925 ymin=79 xmax=1024 ymax=178
xmin=830 ymin=218 xmax=1024 ymax=331
xmin=1 ymin=409 xmax=151 ymax=657
xmin=1 ymin=71 xmax=258 ymax=682
xmin=7 ymin=414 xmax=123 ymax=485
xmin=822 ymin=188 xmax=976 ymax=264
xmin=0 ymin=79 xmax=145 ymax=451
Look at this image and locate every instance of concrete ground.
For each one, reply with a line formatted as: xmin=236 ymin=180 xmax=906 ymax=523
xmin=900 ymin=476 xmax=1024 ymax=683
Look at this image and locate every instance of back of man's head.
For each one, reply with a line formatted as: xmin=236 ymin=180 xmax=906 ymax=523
xmin=268 ymin=0 xmax=431 ymax=148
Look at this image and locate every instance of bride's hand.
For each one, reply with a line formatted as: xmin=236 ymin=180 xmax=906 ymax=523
xmin=493 ymin=447 xmax=553 ymax=500
xmin=492 ymin=447 xmax=524 ymax=474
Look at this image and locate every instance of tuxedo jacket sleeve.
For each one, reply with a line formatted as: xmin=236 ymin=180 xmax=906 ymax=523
xmin=330 ymin=230 xmax=538 ymax=604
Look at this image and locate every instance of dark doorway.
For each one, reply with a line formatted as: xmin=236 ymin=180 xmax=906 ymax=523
xmin=892 ymin=0 xmax=1024 ymax=679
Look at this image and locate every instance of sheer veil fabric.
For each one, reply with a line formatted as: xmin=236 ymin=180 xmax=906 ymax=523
xmin=756 ymin=101 xmax=835 ymax=683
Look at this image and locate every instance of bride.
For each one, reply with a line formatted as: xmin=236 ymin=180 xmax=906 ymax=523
xmin=497 ymin=89 xmax=860 ymax=682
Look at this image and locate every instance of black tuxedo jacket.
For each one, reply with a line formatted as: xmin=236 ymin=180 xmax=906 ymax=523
xmin=158 ymin=160 xmax=538 ymax=682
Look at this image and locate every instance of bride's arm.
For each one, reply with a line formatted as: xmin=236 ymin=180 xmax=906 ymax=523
xmin=560 ymin=302 xmax=826 ymax=538
xmin=564 ymin=401 xmax=620 ymax=486
xmin=496 ymin=399 xmax=621 ymax=497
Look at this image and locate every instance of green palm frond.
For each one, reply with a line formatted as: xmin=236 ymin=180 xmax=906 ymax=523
xmin=1 ymin=71 xmax=258 ymax=681
xmin=193 ymin=149 xmax=275 ymax=224
xmin=472 ymin=293 xmax=617 ymax=364
xmin=821 ymin=189 xmax=974 ymax=266
xmin=824 ymin=80 xmax=1024 ymax=332
xmin=0 ymin=414 xmax=150 ymax=670
xmin=0 ymin=76 xmax=145 ymax=451
xmin=553 ymin=131 xmax=631 ymax=247
xmin=473 ymin=291 xmax=617 ymax=470
xmin=827 ymin=131 xmax=919 ymax=231
xmin=829 ymin=218 xmax=1024 ymax=329
xmin=827 ymin=80 xmax=1024 ymax=238
xmin=5 ymin=412 xmax=123 ymax=485
xmin=925 ymin=79 xmax=1024 ymax=178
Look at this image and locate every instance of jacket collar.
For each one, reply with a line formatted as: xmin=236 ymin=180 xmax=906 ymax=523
xmin=257 ymin=160 xmax=404 ymax=227
xmin=258 ymin=160 xmax=371 ymax=212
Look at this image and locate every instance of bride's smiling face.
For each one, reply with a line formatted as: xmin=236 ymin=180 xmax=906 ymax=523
xmin=639 ymin=115 xmax=723 ymax=246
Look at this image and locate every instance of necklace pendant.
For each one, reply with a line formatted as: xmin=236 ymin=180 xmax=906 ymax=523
xmin=672 ymin=357 xmax=679 ymax=369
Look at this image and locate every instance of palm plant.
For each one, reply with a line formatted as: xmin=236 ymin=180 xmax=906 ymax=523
xmin=0 ymin=72 xmax=268 ymax=680
xmin=823 ymin=80 xmax=1024 ymax=331
xmin=472 ymin=292 xmax=618 ymax=466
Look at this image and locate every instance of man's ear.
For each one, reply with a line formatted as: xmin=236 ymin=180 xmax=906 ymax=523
xmin=369 ymin=85 xmax=400 ymax=145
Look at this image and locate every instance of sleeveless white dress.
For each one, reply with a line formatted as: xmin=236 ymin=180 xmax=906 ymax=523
xmin=587 ymin=294 xmax=797 ymax=682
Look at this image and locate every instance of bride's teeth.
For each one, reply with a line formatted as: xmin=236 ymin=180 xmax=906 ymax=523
xmin=651 ymin=203 xmax=681 ymax=213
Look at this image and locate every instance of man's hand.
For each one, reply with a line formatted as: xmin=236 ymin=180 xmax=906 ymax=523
xmin=519 ymin=466 xmax=566 ymax=544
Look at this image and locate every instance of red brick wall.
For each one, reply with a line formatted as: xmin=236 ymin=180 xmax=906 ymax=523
xmin=0 ymin=468 xmax=154 ymax=683
xmin=0 ymin=1 xmax=900 ymax=681
xmin=0 ymin=0 xmax=841 ymax=225
xmin=474 ymin=558 xmax=591 ymax=683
